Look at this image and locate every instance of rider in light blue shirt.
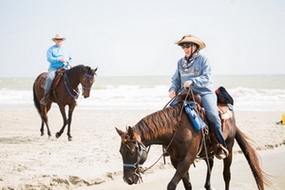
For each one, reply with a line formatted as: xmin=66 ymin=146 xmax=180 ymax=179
xmin=40 ymin=34 xmax=72 ymax=105
xmin=169 ymin=34 xmax=229 ymax=160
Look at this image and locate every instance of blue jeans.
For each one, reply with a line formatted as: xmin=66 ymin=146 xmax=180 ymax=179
xmin=44 ymin=68 xmax=57 ymax=94
xmin=201 ymin=93 xmax=227 ymax=148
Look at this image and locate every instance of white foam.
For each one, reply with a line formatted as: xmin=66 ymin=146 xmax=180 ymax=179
xmin=1 ymin=86 xmax=285 ymax=111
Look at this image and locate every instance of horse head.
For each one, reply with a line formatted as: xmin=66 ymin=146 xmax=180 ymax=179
xmin=116 ymin=126 xmax=148 ymax=185
xmin=80 ymin=66 xmax=98 ymax=98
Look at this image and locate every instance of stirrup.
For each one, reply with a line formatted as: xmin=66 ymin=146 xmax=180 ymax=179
xmin=215 ymin=144 xmax=229 ymax=159
xmin=40 ymin=96 xmax=48 ymax=106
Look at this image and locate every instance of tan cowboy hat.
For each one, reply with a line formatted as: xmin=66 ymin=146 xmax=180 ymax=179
xmin=175 ymin=34 xmax=206 ymax=50
xmin=51 ymin=34 xmax=66 ymax=41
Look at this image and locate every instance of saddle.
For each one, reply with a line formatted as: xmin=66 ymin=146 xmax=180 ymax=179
xmin=176 ymin=88 xmax=233 ymax=132
xmin=38 ymin=68 xmax=65 ymax=91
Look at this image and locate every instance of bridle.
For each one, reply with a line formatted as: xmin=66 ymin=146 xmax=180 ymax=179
xmin=123 ymin=139 xmax=147 ymax=168
xmin=122 ymin=139 xmax=148 ymax=183
xmin=81 ymin=73 xmax=94 ymax=91
xmin=64 ymin=73 xmax=94 ymax=99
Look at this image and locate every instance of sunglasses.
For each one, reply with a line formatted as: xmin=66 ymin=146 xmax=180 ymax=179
xmin=181 ymin=43 xmax=193 ymax=49
xmin=55 ymin=39 xmax=63 ymax=41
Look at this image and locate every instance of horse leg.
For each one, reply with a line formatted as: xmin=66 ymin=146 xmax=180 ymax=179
xmin=56 ymin=105 xmax=68 ymax=138
xmin=171 ymin=158 xmax=192 ymax=189
xmin=182 ymin=171 xmax=192 ymax=190
xmin=66 ymin=106 xmax=75 ymax=141
xmin=40 ymin=105 xmax=52 ymax=137
xmin=203 ymin=157 xmax=214 ymax=190
xmin=168 ymin=156 xmax=194 ymax=190
xmin=223 ymin=149 xmax=233 ymax=190
xmin=40 ymin=120 xmax=45 ymax=136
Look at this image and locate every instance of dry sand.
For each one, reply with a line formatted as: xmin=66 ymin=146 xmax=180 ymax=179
xmin=0 ymin=108 xmax=284 ymax=190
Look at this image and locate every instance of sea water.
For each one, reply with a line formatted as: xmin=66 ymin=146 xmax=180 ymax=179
xmin=0 ymin=75 xmax=285 ymax=111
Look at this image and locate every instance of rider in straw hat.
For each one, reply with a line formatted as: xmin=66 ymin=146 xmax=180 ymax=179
xmin=40 ymin=34 xmax=72 ymax=105
xmin=169 ymin=34 xmax=229 ymax=159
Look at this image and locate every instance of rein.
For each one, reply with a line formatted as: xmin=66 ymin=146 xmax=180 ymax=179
xmin=140 ymin=88 xmax=191 ymax=174
xmin=141 ymin=88 xmax=211 ymax=175
xmin=187 ymin=89 xmax=211 ymax=174
xmin=64 ymin=73 xmax=80 ymax=99
xmin=123 ymin=88 xmax=210 ymax=179
xmin=63 ymin=73 xmax=94 ymax=99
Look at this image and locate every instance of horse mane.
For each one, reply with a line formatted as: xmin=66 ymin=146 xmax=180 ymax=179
xmin=133 ymin=104 xmax=183 ymax=140
xmin=65 ymin=65 xmax=90 ymax=77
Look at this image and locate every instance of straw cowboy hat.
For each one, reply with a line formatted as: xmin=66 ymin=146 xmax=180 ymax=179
xmin=175 ymin=34 xmax=206 ymax=50
xmin=51 ymin=34 xmax=66 ymax=41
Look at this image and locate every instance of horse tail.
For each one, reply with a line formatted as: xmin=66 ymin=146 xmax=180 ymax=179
xmin=33 ymin=82 xmax=42 ymax=115
xmin=235 ymin=127 xmax=271 ymax=190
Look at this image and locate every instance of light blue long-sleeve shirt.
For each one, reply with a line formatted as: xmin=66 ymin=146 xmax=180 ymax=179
xmin=46 ymin=45 xmax=72 ymax=69
xmin=169 ymin=53 xmax=214 ymax=96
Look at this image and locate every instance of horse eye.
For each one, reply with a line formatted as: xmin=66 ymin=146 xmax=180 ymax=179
xmin=129 ymin=144 xmax=137 ymax=155
xmin=129 ymin=150 xmax=135 ymax=155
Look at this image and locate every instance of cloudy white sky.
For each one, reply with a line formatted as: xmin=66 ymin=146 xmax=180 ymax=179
xmin=0 ymin=0 xmax=284 ymax=78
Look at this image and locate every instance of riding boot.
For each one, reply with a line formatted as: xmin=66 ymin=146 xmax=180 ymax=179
xmin=40 ymin=93 xmax=49 ymax=106
xmin=215 ymin=144 xmax=229 ymax=160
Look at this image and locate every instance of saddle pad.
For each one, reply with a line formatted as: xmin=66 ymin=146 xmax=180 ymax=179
xmin=184 ymin=101 xmax=207 ymax=131
xmin=36 ymin=70 xmax=64 ymax=90
xmin=217 ymin=104 xmax=232 ymax=120
xmin=37 ymin=73 xmax=47 ymax=89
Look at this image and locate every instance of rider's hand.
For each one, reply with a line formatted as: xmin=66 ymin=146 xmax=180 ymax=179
xmin=60 ymin=58 xmax=67 ymax=62
xmin=184 ymin=80 xmax=192 ymax=89
xmin=169 ymin=90 xmax=176 ymax=98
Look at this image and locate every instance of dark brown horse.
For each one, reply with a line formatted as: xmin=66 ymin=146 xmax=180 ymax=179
xmin=116 ymin=92 xmax=270 ymax=190
xmin=33 ymin=65 xmax=98 ymax=141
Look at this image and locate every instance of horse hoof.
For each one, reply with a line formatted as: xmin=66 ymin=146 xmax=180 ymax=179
xmin=68 ymin=137 xmax=72 ymax=141
xmin=55 ymin=132 xmax=60 ymax=138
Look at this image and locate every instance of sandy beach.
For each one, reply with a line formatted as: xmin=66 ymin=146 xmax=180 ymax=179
xmin=0 ymin=108 xmax=284 ymax=189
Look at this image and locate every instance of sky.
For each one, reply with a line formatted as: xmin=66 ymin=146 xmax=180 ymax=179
xmin=0 ymin=0 xmax=284 ymax=78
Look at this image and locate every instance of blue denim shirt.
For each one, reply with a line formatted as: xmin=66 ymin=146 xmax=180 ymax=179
xmin=169 ymin=53 xmax=214 ymax=96
xmin=46 ymin=45 xmax=72 ymax=69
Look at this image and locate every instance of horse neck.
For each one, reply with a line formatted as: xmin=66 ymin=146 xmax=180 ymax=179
xmin=136 ymin=126 xmax=176 ymax=148
xmin=65 ymin=71 xmax=81 ymax=88
xmin=133 ymin=126 xmax=168 ymax=147
xmin=141 ymin=138 xmax=167 ymax=147
xmin=133 ymin=105 xmax=182 ymax=147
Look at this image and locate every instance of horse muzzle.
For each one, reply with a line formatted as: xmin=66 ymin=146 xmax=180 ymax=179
xmin=123 ymin=175 xmax=139 ymax=185
xmin=82 ymin=91 xmax=90 ymax=98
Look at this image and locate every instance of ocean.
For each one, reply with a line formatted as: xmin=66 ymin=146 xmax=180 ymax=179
xmin=0 ymin=75 xmax=285 ymax=111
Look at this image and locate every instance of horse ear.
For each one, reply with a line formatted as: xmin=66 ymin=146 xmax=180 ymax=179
xmin=115 ymin=127 xmax=125 ymax=136
xmin=92 ymin=67 xmax=98 ymax=75
xmin=127 ymin=126 xmax=134 ymax=139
